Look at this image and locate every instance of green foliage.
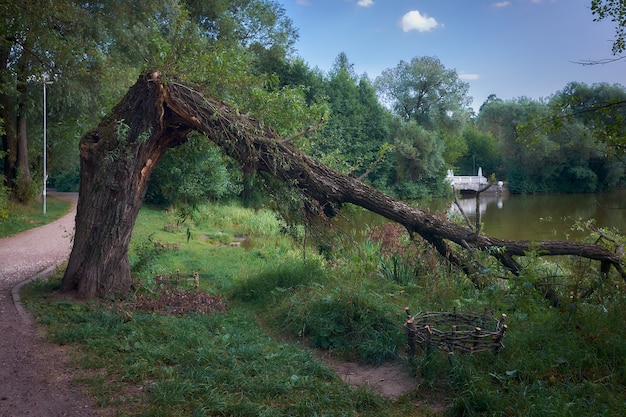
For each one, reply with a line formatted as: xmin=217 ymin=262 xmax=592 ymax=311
xmin=367 ymin=222 xmax=418 ymax=284
xmin=242 ymin=75 xmax=329 ymax=138
xmin=1 ymin=0 xmax=186 ymax=201
xmin=275 ymin=285 xmax=402 ymax=364
xmin=275 ymin=57 xmax=327 ymax=104
xmin=185 ymin=0 xmax=298 ymax=52
xmin=375 ymin=56 xmax=471 ymax=128
xmin=146 ymin=132 xmax=241 ymax=207
xmin=231 ymin=259 xmax=326 ymax=303
xmin=591 ymin=0 xmax=626 ymax=54
xmin=298 ymin=53 xmax=393 ymax=181
xmin=371 ymin=56 xmax=473 ymax=196
xmin=129 ymin=233 xmax=162 ymax=277
xmin=2 ymin=0 xmax=304 ymax=208
xmin=550 ymin=82 xmax=626 ymax=163
xmin=0 ymin=174 xmax=9 ymax=220
xmin=50 ymin=165 xmax=80 ymax=192
xmin=379 ymin=255 xmax=415 ymax=285
xmin=477 ymin=91 xmax=626 ymax=194
xmin=386 ymin=120 xmax=450 ymax=198
xmin=14 ymin=173 xmax=39 ymax=204
xmin=457 ymin=124 xmax=500 ymax=177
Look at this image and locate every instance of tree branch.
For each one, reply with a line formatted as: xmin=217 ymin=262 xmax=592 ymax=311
xmin=278 ymin=117 xmax=324 ymax=144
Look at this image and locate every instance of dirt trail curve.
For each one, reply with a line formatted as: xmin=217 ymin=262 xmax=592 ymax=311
xmin=0 ymin=192 xmax=99 ymax=417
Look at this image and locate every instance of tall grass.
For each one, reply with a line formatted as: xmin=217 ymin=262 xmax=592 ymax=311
xmin=21 ymin=201 xmax=626 ymax=416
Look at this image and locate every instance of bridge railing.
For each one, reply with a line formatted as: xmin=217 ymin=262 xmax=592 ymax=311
xmin=447 ymin=175 xmax=488 ymax=184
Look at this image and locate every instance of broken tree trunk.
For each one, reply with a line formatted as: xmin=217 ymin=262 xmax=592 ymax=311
xmin=61 ymin=72 xmax=625 ymax=299
xmin=60 ymin=73 xmax=191 ymax=298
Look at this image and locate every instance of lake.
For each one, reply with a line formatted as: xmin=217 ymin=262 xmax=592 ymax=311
xmin=337 ymin=188 xmax=626 ymax=242
xmin=451 ymin=188 xmax=626 ymax=241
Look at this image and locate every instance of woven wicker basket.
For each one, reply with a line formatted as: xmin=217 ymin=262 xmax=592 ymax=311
xmin=404 ymin=307 xmax=507 ymax=355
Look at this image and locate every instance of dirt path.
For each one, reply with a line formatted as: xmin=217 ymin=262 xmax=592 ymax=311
xmin=0 ymin=192 xmax=99 ymax=417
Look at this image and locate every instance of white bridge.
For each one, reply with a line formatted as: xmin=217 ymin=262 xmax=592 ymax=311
xmin=446 ymin=168 xmax=491 ymax=193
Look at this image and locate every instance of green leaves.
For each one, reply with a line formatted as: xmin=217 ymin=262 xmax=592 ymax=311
xmin=475 ymin=86 xmax=626 ymax=194
xmin=146 ymin=132 xmax=240 ymax=207
xmin=375 ymin=56 xmax=471 ymax=128
xmin=591 ymin=0 xmax=626 ymax=54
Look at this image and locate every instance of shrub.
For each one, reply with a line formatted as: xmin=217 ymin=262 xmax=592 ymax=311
xmin=277 ymin=287 xmax=402 ymax=364
xmin=15 ymin=173 xmax=39 ymax=204
xmin=0 ymin=177 xmax=9 ymax=220
xmin=366 ymin=222 xmax=439 ymax=283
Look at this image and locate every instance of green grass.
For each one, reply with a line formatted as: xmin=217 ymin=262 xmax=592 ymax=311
xmin=21 ymin=201 xmax=626 ymax=416
xmin=0 ymin=195 xmax=72 ymax=237
xmin=26 ymin=274 xmax=420 ymax=417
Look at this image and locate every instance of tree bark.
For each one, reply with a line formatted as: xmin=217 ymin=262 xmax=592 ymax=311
xmin=62 ymin=72 xmax=625 ymax=299
xmin=0 ymin=93 xmax=18 ymax=189
xmin=15 ymin=112 xmax=32 ymax=201
xmin=0 ymin=35 xmax=16 ymax=190
xmin=61 ymin=73 xmax=190 ymax=298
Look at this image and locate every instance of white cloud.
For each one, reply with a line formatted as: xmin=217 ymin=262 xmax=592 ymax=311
xmin=459 ymin=73 xmax=480 ymax=80
xmin=357 ymin=0 xmax=374 ymax=7
xmin=399 ymin=10 xmax=441 ymax=33
xmin=492 ymin=1 xmax=511 ymax=7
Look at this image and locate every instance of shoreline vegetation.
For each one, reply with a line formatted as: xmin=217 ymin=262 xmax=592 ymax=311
xmin=16 ymin=199 xmax=626 ymax=416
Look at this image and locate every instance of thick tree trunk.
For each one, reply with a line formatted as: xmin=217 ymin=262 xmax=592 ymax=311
xmin=0 ymin=94 xmax=17 ymax=188
xmin=0 ymin=40 xmax=16 ymax=189
xmin=16 ymin=114 xmax=29 ymax=178
xmin=15 ymin=113 xmax=32 ymax=200
xmin=61 ymin=73 xmax=190 ymax=298
xmin=62 ymin=72 xmax=624 ymax=299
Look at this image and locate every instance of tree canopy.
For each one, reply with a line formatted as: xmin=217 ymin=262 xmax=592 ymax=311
xmin=2 ymin=0 xmax=624 ymax=209
xmin=591 ymin=0 xmax=626 ymax=54
xmin=475 ymin=88 xmax=625 ymax=194
xmin=0 ymin=0 xmax=300 ymax=204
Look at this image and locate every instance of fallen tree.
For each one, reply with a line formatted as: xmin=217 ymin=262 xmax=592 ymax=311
xmin=61 ymin=71 xmax=625 ymax=299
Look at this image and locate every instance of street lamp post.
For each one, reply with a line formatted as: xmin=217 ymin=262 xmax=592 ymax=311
xmin=42 ymin=76 xmax=52 ymax=214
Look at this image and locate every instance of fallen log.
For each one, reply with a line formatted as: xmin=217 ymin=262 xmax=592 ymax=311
xmin=61 ymin=71 xmax=624 ymax=299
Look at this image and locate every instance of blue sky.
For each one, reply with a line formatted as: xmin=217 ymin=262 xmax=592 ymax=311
xmin=279 ymin=0 xmax=624 ymax=111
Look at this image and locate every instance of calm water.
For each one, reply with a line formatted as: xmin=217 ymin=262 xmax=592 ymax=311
xmin=450 ymin=188 xmax=626 ymax=241
xmin=337 ymin=188 xmax=626 ymax=242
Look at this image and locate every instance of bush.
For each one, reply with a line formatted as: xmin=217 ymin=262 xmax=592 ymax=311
xmin=277 ymin=287 xmax=402 ymax=364
xmin=0 ymin=176 xmax=9 ymax=220
xmin=15 ymin=173 xmax=39 ymax=203
xmin=50 ymin=167 xmax=80 ymax=192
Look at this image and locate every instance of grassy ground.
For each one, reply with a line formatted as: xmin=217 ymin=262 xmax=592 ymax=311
xmin=22 ymin=201 xmax=626 ymax=416
xmin=0 ymin=196 xmax=72 ymax=238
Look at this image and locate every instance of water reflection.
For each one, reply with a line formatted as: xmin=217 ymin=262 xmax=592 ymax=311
xmin=336 ymin=188 xmax=626 ymax=243
xmin=450 ymin=189 xmax=626 ymax=241
xmin=449 ymin=192 xmax=505 ymax=218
